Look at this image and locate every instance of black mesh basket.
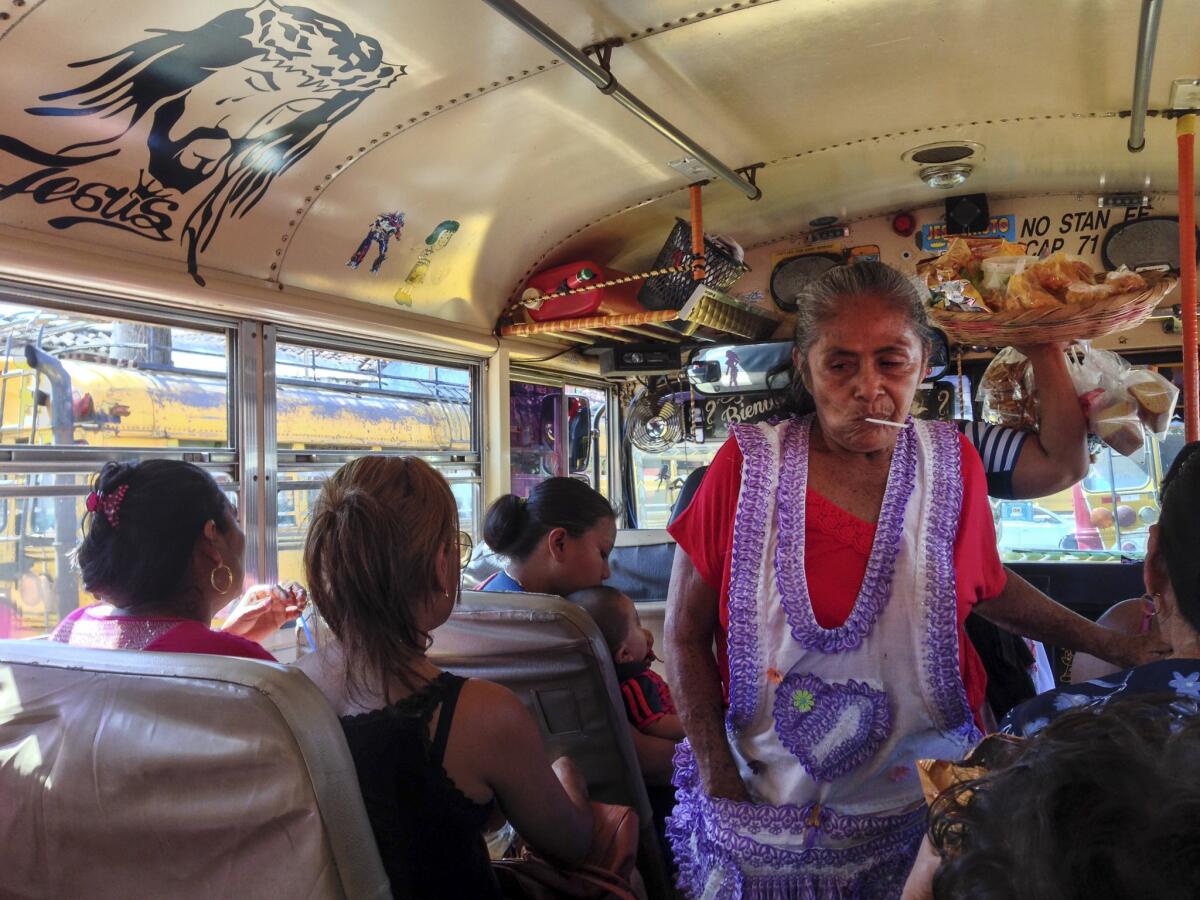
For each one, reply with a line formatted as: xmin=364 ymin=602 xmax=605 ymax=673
xmin=637 ymin=218 xmax=751 ymax=311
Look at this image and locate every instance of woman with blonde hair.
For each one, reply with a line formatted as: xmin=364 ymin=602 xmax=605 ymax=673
xmin=297 ymin=456 xmax=592 ymax=899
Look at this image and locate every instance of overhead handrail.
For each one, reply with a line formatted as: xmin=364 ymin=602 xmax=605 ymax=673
xmin=1127 ymin=0 xmax=1163 ymax=153
xmin=481 ymin=0 xmax=762 ymax=200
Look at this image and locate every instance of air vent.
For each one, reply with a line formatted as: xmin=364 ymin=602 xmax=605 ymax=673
xmin=911 ymin=145 xmax=973 ymax=164
xmin=902 ymin=141 xmax=985 ymax=166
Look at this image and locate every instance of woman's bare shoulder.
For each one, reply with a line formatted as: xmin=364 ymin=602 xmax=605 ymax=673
xmin=1096 ymin=597 xmax=1151 ymax=633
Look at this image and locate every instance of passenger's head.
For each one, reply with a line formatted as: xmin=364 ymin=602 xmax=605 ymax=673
xmin=1147 ymin=442 xmax=1200 ymax=641
xmin=783 ymin=261 xmax=932 ymax=452
xmin=76 ymin=460 xmax=243 ymax=618
xmin=568 ymin=586 xmax=651 ymax=666
xmin=483 ymin=478 xmax=616 ymax=594
xmin=304 ymin=456 xmax=460 ymax=697
xmin=927 ymin=696 xmax=1200 ymax=900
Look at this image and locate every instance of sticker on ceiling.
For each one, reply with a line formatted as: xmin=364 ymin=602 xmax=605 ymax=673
xmin=0 ymin=2 xmax=405 ymax=286
xmin=394 ymin=220 xmax=460 ymax=306
xmin=348 ymin=211 xmax=405 ymax=274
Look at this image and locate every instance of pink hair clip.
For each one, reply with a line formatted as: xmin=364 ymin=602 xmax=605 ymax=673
xmin=87 ymin=484 xmax=128 ymax=528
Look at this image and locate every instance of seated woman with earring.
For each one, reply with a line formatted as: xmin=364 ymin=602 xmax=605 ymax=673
xmin=50 ymin=459 xmax=305 ymax=659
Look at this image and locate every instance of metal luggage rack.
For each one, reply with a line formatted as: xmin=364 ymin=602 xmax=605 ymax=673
xmin=499 ymin=284 xmax=781 ymax=346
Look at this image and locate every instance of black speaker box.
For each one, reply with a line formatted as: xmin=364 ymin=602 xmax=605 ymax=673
xmin=945 ymin=194 xmax=990 ymax=235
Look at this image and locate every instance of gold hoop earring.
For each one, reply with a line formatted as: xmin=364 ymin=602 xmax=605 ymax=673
xmin=210 ymin=563 xmax=234 ymax=595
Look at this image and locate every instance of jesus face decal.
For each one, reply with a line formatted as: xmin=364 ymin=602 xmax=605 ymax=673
xmin=0 ymin=2 xmax=404 ymax=283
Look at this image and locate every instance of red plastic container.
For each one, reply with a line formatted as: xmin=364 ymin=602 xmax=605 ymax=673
xmin=524 ymin=261 xmax=644 ymax=321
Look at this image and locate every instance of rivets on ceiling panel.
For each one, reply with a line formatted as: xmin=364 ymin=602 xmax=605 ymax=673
xmin=276 ymin=2 xmax=780 ymax=286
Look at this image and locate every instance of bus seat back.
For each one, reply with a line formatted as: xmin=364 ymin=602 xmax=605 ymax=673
xmin=430 ymin=590 xmax=671 ymax=897
xmin=0 ymin=640 xmax=389 ymax=900
xmin=432 ymin=590 xmax=650 ymax=815
xmin=610 ymin=529 xmax=675 ymax=603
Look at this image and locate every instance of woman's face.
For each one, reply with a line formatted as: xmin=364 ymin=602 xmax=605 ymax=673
xmin=801 ymin=294 xmax=928 ymax=454
xmin=553 ymin=516 xmax=617 ymax=594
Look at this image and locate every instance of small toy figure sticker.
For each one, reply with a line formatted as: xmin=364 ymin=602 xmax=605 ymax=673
xmin=394 ymin=220 xmax=460 ymax=305
xmin=348 ymin=211 xmax=406 ymax=274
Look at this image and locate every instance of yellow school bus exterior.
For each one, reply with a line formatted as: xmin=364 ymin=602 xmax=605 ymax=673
xmin=0 ymin=353 xmax=471 ymax=636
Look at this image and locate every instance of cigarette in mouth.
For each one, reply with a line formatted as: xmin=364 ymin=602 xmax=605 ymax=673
xmin=864 ymin=417 xmax=907 ymax=428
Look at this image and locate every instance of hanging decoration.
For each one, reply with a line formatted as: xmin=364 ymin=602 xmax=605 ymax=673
xmin=347 ymin=211 xmax=406 ymax=274
xmin=394 ymin=220 xmax=460 ymax=305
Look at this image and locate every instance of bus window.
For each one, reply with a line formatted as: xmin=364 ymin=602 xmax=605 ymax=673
xmin=996 ymin=426 xmax=1174 ymax=563
xmin=273 ymin=338 xmax=481 ymax=587
xmin=0 ymin=296 xmax=238 ymax=639
xmin=0 ymin=301 xmax=231 ymax=448
xmin=630 ymin=442 xmax=722 ymax=529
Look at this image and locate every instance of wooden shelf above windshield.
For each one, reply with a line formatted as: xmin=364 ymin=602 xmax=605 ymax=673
xmin=499 ymin=285 xmax=780 ymax=346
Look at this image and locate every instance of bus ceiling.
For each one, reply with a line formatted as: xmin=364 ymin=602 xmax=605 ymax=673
xmin=0 ymin=2 xmax=1199 ymax=344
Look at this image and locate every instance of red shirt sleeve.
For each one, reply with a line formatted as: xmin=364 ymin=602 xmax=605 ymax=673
xmin=667 ymin=437 xmax=742 ymax=698
xmin=953 ymin=432 xmax=1008 ymax=716
xmin=146 ymin=621 xmax=277 ymax=661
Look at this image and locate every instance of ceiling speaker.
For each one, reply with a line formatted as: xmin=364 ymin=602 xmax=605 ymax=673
xmin=945 ymin=194 xmax=989 ymax=235
xmin=1101 ymin=216 xmax=1199 ymax=270
xmin=770 ymin=252 xmax=842 ymax=312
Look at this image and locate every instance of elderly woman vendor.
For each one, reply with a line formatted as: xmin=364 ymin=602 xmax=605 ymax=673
xmin=664 ymin=262 xmax=1164 ymax=899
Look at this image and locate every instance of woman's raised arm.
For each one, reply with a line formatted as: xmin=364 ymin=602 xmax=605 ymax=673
xmin=666 ymin=545 xmax=748 ymax=801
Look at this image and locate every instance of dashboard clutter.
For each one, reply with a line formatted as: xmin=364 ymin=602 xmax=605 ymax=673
xmin=638 ymin=218 xmax=749 ymax=311
xmin=521 ymin=261 xmax=644 ymax=322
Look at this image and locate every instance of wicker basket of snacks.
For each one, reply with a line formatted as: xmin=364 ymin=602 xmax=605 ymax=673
xmin=921 ymin=238 xmax=1177 ymax=345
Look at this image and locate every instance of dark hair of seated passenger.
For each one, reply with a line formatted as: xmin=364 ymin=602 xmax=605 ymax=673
xmin=1155 ymin=441 xmax=1200 ymax=632
xmin=75 ymin=460 xmax=232 ymax=612
xmin=567 ymin=585 xmax=632 ymax=652
xmin=483 ymin=477 xmax=615 ymax=560
xmin=928 ymin=695 xmax=1200 ymax=900
xmin=304 ymin=456 xmax=457 ymax=701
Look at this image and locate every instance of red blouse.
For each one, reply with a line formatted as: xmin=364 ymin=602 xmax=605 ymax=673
xmin=667 ymin=431 xmax=1006 ymax=717
xmin=52 ymin=605 xmax=276 ymax=661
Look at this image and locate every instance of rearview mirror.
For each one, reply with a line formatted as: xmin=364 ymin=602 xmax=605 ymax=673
xmin=538 ymin=395 xmax=591 ymax=474
xmin=687 ymin=342 xmax=792 ymax=395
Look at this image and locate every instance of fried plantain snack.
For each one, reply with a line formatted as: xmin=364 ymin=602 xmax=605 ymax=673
xmin=1001 ymin=269 xmax=1062 ymax=311
xmin=1027 ymin=251 xmax=1095 ymax=294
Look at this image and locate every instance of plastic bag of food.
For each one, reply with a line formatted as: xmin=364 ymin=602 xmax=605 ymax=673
xmin=1066 ymin=345 xmax=1144 ymax=457
xmin=980 ymin=347 xmax=1037 ymax=431
xmin=1123 ymin=368 xmax=1178 ymax=439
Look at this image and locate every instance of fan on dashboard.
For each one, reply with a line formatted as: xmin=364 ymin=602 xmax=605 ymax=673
xmin=625 ymin=380 xmax=685 ymax=453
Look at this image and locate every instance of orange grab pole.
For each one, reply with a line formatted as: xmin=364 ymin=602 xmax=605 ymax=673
xmin=690 ymin=183 xmax=706 ymax=283
xmin=1179 ymin=115 xmax=1198 ymax=441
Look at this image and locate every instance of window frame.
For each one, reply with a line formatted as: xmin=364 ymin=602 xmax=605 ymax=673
xmin=267 ymin=326 xmax=484 ymax=585
xmin=0 ymin=279 xmax=246 ymax=634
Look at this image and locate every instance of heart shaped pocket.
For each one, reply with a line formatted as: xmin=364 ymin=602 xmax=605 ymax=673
xmin=772 ymin=673 xmax=892 ymax=782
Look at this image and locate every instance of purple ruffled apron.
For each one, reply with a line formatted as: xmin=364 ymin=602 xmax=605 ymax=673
xmin=668 ymin=416 xmax=980 ymax=900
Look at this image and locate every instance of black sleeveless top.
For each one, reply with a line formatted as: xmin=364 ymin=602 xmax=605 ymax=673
xmin=340 ymin=672 xmax=500 ymax=899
